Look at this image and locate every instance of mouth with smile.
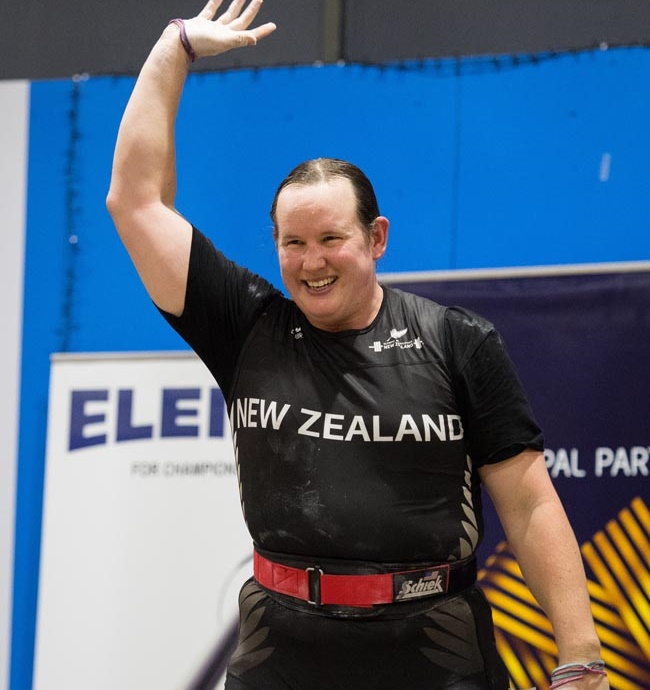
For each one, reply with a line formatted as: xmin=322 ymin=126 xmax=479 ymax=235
xmin=303 ymin=277 xmax=337 ymax=292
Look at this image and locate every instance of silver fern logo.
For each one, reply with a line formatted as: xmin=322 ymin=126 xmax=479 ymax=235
xmin=369 ymin=326 xmax=424 ymax=353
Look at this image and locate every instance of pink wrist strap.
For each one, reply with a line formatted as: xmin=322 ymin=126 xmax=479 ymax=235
xmin=169 ymin=18 xmax=197 ymax=62
xmin=549 ymin=660 xmax=606 ymax=690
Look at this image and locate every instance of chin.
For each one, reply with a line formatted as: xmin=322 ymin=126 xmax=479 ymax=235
xmin=302 ymin=308 xmax=341 ymax=330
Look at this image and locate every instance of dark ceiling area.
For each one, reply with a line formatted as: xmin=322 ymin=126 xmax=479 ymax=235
xmin=1 ymin=0 xmax=649 ymax=80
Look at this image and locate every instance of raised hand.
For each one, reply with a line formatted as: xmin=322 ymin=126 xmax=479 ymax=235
xmin=179 ymin=0 xmax=276 ymax=59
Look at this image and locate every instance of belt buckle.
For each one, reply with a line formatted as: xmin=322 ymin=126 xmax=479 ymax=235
xmin=306 ymin=566 xmax=324 ymax=606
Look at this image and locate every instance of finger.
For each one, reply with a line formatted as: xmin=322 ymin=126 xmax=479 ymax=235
xmin=219 ymin=0 xmax=247 ymax=24
xmin=198 ymin=0 xmax=223 ymax=20
xmin=230 ymin=0 xmax=264 ymax=30
xmin=223 ymin=23 xmax=275 ymax=49
xmin=249 ymin=21 xmax=276 ymax=42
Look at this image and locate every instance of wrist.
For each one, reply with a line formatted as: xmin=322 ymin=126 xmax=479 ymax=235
xmin=168 ymin=19 xmax=197 ymax=63
xmin=159 ymin=22 xmax=193 ymax=65
xmin=549 ymin=660 xmax=606 ymax=689
xmin=557 ymin=644 xmax=602 ymax=667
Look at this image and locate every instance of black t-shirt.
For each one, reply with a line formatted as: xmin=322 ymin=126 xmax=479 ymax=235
xmin=162 ymin=227 xmax=543 ymax=564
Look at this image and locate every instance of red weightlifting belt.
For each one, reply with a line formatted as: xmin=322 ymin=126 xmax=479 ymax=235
xmin=253 ymin=549 xmax=476 ymax=608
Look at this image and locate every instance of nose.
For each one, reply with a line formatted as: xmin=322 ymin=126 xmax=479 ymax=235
xmin=302 ymin=244 xmax=326 ymax=272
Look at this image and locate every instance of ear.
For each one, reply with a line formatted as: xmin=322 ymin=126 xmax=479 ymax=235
xmin=370 ymin=216 xmax=389 ymax=260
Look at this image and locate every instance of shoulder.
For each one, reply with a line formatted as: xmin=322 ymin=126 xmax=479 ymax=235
xmin=444 ymin=305 xmax=495 ymax=339
xmin=382 ymin=287 xmax=494 ymax=338
xmin=382 ymin=284 xmax=447 ymax=319
xmin=190 ymin=225 xmax=283 ymax=303
xmin=443 ymin=306 xmax=504 ymax=374
xmin=384 ymin=292 xmax=499 ymax=373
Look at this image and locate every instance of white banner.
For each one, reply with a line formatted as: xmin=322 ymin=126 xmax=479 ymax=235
xmin=34 ymin=352 xmax=251 ymax=690
xmin=1 ymin=78 xmax=30 ymax=690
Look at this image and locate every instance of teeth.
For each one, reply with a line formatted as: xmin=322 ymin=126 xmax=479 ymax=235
xmin=306 ymin=277 xmax=336 ymax=289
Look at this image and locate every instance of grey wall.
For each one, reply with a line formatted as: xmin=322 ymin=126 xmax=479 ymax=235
xmin=2 ymin=0 xmax=649 ymax=80
xmin=344 ymin=0 xmax=650 ymax=62
xmin=0 ymin=0 xmax=326 ymax=79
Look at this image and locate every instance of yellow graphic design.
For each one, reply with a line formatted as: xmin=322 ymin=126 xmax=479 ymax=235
xmin=478 ymin=497 xmax=650 ymax=690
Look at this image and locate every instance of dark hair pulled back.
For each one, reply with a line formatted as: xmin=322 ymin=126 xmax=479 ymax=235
xmin=270 ymin=158 xmax=380 ymax=239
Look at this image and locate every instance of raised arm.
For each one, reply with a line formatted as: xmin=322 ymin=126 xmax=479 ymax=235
xmin=480 ymin=450 xmax=609 ymax=689
xmin=106 ymin=0 xmax=276 ymax=315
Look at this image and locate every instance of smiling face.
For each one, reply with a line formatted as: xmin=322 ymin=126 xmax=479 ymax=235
xmin=274 ymin=177 xmax=389 ymax=332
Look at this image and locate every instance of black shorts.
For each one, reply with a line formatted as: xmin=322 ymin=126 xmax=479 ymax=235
xmin=224 ymin=579 xmax=509 ymax=690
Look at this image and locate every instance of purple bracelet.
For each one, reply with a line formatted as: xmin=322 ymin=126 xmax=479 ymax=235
xmin=168 ymin=18 xmax=197 ymax=62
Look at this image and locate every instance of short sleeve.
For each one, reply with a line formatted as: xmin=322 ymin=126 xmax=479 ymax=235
xmin=160 ymin=226 xmax=281 ymax=395
xmin=444 ymin=307 xmax=544 ymax=466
